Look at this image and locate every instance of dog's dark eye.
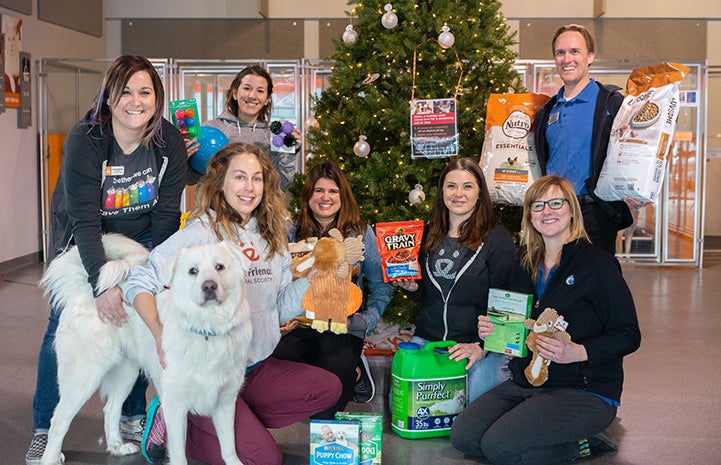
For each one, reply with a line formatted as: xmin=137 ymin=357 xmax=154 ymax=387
xmin=189 ymin=267 xmax=198 ymax=275
xmin=215 ymin=263 xmax=225 ymax=272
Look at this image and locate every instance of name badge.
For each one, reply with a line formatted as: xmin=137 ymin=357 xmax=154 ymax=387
xmin=548 ymin=112 xmax=560 ymax=125
xmin=105 ymin=166 xmax=125 ymax=176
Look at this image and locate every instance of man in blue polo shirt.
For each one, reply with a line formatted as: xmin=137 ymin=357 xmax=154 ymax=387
xmin=534 ymin=24 xmax=637 ymax=255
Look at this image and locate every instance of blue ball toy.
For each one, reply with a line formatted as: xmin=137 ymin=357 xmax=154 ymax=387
xmin=189 ymin=126 xmax=229 ymax=174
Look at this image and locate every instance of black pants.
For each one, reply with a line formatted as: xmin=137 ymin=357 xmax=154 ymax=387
xmin=450 ymin=380 xmax=617 ymax=465
xmin=272 ymin=326 xmax=364 ymax=419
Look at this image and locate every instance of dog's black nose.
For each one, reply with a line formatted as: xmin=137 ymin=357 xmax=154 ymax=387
xmin=202 ymin=280 xmax=218 ymax=301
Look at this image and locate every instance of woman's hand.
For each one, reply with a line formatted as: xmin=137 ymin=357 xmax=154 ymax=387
xmin=448 ymin=342 xmax=485 ymax=370
xmin=393 ymin=278 xmax=419 ymax=292
xmin=279 ymin=319 xmax=299 ymax=336
xmin=477 ymin=314 xmax=495 ymax=340
xmin=292 ymin=127 xmax=303 ymax=149
xmin=534 ymin=334 xmax=587 ymax=364
xmin=96 ymin=286 xmax=128 ymax=327
xmin=185 ymin=138 xmax=199 ymax=158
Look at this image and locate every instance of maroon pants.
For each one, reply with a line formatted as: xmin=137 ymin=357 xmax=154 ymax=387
xmin=185 ymin=357 xmax=342 ymax=465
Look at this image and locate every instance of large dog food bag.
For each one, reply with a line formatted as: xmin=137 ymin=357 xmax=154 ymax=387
xmin=595 ymin=62 xmax=689 ymax=203
xmin=479 ymin=93 xmax=550 ymax=206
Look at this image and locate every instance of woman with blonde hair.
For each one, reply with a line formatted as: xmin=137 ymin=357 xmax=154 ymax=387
xmin=451 ymin=175 xmax=641 ymax=465
xmin=124 ymin=143 xmax=341 ymax=465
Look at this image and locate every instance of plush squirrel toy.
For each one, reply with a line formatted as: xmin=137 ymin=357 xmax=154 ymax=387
xmin=289 ymin=228 xmax=365 ymax=334
xmin=524 ymin=307 xmax=571 ymax=386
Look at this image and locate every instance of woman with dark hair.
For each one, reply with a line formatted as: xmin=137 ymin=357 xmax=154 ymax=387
xmin=450 ymin=176 xmax=641 ymax=464
xmin=188 ymin=64 xmax=303 ymax=191
xmin=26 ymin=55 xmax=188 ymax=465
xmin=125 ymin=143 xmax=340 ymax=465
xmin=395 ymin=157 xmax=518 ymax=402
xmin=273 ymin=161 xmax=393 ymax=415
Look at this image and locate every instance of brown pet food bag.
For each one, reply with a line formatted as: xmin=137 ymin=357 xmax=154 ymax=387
xmin=375 ymin=221 xmax=424 ymax=282
xmin=479 ymin=93 xmax=550 ymax=206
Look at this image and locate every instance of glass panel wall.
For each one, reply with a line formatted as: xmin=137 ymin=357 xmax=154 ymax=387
xmin=39 ymin=58 xmax=706 ymax=266
xmin=520 ymin=60 xmax=706 ymax=266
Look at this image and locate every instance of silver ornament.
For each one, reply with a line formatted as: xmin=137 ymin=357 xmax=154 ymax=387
xmin=409 ymin=184 xmax=426 ymax=205
xmin=342 ymin=24 xmax=357 ymax=44
xmin=381 ymin=4 xmax=398 ymax=29
xmin=438 ymin=26 xmax=455 ymax=49
xmin=353 ymin=135 xmax=370 ymax=158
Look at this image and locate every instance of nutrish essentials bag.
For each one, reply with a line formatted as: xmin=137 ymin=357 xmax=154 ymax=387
xmin=479 ymin=93 xmax=549 ymax=205
xmin=595 ymin=63 xmax=689 ymax=203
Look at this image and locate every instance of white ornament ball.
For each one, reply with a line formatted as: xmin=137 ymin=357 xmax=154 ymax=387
xmin=342 ymin=24 xmax=357 ymax=44
xmin=409 ymin=184 xmax=426 ymax=205
xmin=304 ymin=116 xmax=319 ymax=131
xmin=353 ymin=135 xmax=370 ymax=158
xmin=381 ymin=4 xmax=398 ymax=29
xmin=438 ymin=26 xmax=455 ymax=49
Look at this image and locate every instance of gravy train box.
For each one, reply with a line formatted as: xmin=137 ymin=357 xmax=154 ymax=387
xmin=484 ymin=288 xmax=533 ymax=357
xmin=335 ymin=412 xmax=383 ymax=465
xmin=310 ymin=419 xmax=360 ymax=465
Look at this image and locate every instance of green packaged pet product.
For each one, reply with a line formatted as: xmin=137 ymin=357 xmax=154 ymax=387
xmin=391 ymin=340 xmax=467 ymax=439
xmin=484 ymin=288 xmax=533 ymax=357
xmin=335 ymin=412 xmax=383 ymax=465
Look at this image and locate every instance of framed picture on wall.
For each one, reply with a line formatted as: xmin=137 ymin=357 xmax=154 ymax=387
xmin=18 ymin=50 xmax=30 ymax=127
xmin=2 ymin=14 xmax=22 ymax=108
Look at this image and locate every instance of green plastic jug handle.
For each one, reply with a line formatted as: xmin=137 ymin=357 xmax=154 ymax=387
xmin=423 ymin=340 xmax=457 ymax=353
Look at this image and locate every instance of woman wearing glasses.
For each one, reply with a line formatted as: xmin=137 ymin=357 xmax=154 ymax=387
xmin=450 ymin=176 xmax=641 ymax=465
xmin=395 ymin=157 xmax=518 ymax=402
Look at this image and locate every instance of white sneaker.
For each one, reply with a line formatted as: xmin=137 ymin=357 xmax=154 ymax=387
xmin=120 ymin=417 xmax=146 ymax=442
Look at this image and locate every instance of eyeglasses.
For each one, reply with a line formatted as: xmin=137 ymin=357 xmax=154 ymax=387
xmin=529 ymin=198 xmax=568 ymax=212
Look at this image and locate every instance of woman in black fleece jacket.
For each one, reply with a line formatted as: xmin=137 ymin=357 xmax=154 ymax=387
xmin=450 ymin=176 xmax=641 ymax=465
xmin=26 ymin=55 xmax=187 ymax=465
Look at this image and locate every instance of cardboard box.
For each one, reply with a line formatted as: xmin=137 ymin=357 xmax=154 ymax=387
xmin=310 ymin=419 xmax=360 ymax=465
xmin=335 ymin=412 xmax=383 ymax=465
xmin=484 ymin=288 xmax=533 ymax=357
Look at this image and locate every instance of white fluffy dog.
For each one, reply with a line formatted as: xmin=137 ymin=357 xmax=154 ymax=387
xmin=40 ymin=234 xmax=252 ymax=465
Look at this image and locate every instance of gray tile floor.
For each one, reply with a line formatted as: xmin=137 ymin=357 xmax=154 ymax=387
xmin=2 ymin=259 xmax=720 ymax=465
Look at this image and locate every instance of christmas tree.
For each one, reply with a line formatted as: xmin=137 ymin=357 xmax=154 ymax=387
xmin=293 ymin=0 xmax=523 ymax=325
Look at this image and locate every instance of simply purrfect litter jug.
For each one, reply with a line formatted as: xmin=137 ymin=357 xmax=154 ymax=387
xmin=391 ymin=340 xmax=467 ymax=438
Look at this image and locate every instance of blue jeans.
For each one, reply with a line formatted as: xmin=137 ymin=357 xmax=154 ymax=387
xmin=411 ymin=336 xmax=511 ymax=403
xmin=32 ymin=299 xmax=148 ymax=432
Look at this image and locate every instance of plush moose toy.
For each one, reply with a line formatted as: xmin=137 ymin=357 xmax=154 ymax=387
xmin=289 ymin=228 xmax=365 ymax=334
xmin=524 ymin=307 xmax=571 ymax=386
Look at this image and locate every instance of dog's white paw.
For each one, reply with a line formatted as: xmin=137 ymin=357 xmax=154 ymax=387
xmin=108 ymin=441 xmax=140 ymax=456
